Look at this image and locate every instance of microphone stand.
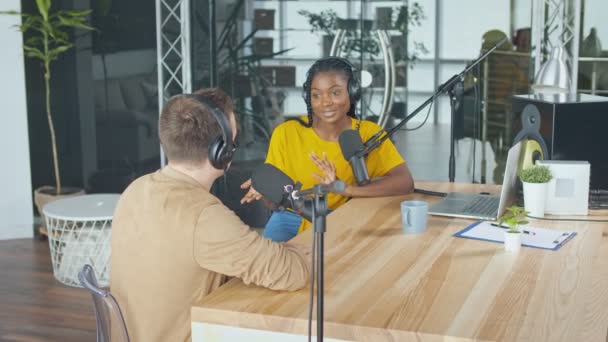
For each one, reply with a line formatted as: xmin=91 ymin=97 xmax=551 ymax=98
xmin=312 ymin=193 xmax=328 ymax=342
xmin=296 ymin=185 xmax=331 ymax=342
xmin=363 ymin=36 xmax=508 ymax=182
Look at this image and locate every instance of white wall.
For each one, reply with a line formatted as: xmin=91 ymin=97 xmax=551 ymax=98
xmin=583 ymin=0 xmax=608 ymax=46
xmin=0 ymin=0 xmax=34 ymax=239
xmin=512 ymin=0 xmax=531 ymax=31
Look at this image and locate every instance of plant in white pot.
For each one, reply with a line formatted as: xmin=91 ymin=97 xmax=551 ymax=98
xmin=519 ymin=165 xmax=553 ymax=218
xmin=2 ymin=0 xmax=94 ymax=234
xmin=498 ymin=206 xmax=529 ymax=252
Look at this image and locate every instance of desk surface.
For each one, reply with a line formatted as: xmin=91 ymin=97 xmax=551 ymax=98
xmin=192 ymin=181 xmax=608 ymax=341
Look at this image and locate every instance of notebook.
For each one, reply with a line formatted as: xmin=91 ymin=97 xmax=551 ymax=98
xmin=428 ymin=141 xmax=523 ymax=220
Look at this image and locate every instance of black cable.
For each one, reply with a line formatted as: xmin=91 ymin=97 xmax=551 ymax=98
xmin=400 ymin=100 xmax=434 ymax=131
xmin=222 ymin=166 xmax=228 ymax=196
xmin=472 ymin=63 xmax=479 ymax=183
xmin=526 ymin=215 xmax=608 ymax=223
xmin=307 ymin=226 xmax=316 ymax=342
xmin=414 ymin=188 xmax=447 ymax=197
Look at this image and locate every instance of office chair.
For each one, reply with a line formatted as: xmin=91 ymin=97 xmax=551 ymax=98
xmin=78 ymin=264 xmax=130 ymax=342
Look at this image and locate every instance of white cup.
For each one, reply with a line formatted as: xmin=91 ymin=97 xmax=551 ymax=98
xmin=401 ymin=200 xmax=429 ymax=234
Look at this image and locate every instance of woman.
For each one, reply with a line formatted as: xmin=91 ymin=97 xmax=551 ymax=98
xmin=241 ymin=57 xmax=414 ymax=242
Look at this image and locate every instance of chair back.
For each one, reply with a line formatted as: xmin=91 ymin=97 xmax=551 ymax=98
xmin=78 ymin=264 xmax=130 ymax=342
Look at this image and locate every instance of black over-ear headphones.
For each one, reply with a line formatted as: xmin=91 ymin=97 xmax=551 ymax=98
xmin=301 ymin=56 xmax=362 ymax=116
xmin=186 ymin=94 xmax=236 ymax=170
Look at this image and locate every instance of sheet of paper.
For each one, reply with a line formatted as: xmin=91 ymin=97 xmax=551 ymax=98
xmin=455 ymin=221 xmax=576 ymax=250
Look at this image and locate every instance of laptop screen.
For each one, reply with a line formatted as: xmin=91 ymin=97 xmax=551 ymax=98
xmin=496 ymin=141 xmax=523 ymax=218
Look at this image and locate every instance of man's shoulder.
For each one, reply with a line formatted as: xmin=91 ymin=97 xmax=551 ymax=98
xmin=119 ymin=170 xmax=221 ymax=212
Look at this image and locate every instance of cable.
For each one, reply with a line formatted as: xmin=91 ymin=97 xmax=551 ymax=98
xmin=472 ymin=63 xmax=479 ymax=184
xmin=526 ymin=215 xmax=608 ymax=223
xmin=399 ymin=100 xmax=434 ymax=131
xmin=222 ymin=166 xmax=229 ymax=197
xmin=414 ymin=188 xmax=447 ymax=197
xmin=307 ymin=226 xmax=316 ymax=342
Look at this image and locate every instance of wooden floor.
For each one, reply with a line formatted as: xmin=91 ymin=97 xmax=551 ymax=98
xmin=0 ymin=238 xmax=96 ymax=342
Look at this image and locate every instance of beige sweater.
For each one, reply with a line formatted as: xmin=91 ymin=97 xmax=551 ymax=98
xmin=110 ymin=166 xmax=310 ymax=342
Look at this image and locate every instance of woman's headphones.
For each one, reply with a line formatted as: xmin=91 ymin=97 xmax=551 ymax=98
xmin=186 ymin=94 xmax=236 ymax=170
xmin=301 ymin=56 xmax=362 ymax=115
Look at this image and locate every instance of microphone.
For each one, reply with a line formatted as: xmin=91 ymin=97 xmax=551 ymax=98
xmin=339 ymin=129 xmax=370 ymax=185
xmin=251 ymin=163 xmax=313 ymax=222
xmin=251 ymin=163 xmax=294 ymax=210
xmin=292 ymin=180 xmax=346 ymax=200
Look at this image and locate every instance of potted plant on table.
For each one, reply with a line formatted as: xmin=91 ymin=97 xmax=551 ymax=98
xmin=2 ymin=0 xmax=94 ymax=234
xmin=498 ymin=206 xmax=529 ymax=252
xmin=519 ymin=165 xmax=553 ymax=218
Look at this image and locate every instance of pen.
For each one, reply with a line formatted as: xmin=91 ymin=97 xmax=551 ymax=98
xmin=490 ymin=223 xmax=536 ymax=235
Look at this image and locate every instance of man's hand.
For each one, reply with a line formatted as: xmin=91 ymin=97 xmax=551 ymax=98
xmin=310 ymin=152 xmax=337 ymax=185
xmin=240 ymin=179 xmax=262 ymax=204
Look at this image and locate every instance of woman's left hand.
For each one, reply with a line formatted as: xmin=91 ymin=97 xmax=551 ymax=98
xmin=310 ymin=152 xmax=337 ymax=184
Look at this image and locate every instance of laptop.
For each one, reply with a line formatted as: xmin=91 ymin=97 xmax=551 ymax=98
xmin=428 ymin=141 xmax=523 ymax=220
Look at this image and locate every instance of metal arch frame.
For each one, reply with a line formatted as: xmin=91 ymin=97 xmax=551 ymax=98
xmin=329 ymin=29 xmax=396 ymax=129
xmin=532 ymin=0 xmax=581 ymax=93
xmin=155 ymin=0 xmax=192 ymax=166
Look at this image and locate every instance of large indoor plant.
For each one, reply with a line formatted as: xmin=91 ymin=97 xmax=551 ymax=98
xmin=519 ymin=165 xmax=552 ymax=218
xmin=2 ymin=0 xmax=94 ymax=232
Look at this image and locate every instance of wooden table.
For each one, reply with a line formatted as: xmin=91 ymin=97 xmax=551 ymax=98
xmin=191 ymin=181 xmax=608 ymax=341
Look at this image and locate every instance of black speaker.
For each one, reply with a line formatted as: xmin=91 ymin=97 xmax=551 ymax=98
xmin=512 ymin=93 xmax=608 ymax=191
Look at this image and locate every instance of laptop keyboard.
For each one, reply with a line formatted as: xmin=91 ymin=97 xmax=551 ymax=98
xmin=463 ymin=196 xmax=499 ymax=217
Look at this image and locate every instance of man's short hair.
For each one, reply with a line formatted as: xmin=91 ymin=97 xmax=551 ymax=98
xmin=159 ymin=88 xmax=235 ymax=163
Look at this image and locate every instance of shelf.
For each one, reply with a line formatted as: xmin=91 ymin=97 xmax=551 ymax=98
xmin=255 ymin=0 xmax=404 ymax=2
xmin=267 ymin=86 xmax=434 ymax=96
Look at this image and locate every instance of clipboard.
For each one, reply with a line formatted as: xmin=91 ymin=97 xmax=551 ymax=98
xmin=454 ymin=221 xmax=577 ymax=251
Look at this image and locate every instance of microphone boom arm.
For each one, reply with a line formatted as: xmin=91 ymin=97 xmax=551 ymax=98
xmin=363 ymin=36 xmax=509 ymax=154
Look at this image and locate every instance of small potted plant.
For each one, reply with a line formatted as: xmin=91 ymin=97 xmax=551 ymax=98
xmin=519 ymin=165 xmax=553 ymax=218
xmin=498 ymin=206 xmax=529 ymax=252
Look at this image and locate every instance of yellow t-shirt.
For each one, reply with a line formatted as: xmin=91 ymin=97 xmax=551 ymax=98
xmin=265 ymin=117 xmax=405 ymax=233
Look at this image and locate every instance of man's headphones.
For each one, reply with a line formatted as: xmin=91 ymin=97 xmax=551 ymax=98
xmin=185 ymin=94 xmax=236 ymax=170
xmin=301 ymin=56 xmax=362 ymax=115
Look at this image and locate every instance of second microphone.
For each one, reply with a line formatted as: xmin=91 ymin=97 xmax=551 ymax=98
xmin=339 ymin=129 xmax=370 ymax=186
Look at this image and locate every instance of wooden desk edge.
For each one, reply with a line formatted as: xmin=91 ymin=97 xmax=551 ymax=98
xmin=191 ymin=306 xmax=488 ymax=341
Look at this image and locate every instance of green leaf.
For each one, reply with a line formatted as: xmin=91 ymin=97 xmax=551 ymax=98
xmin=56 ymin=14 xmax=94 ymax=31
xmin=16 ymin=15 xmax=41 ymax=33
xmin=25 ymin=36 xmax=44 ymax=47
xmin=238 ymin=47 xmax=294 ymax=63
xmin=0 ymin=10 xmax=21 ymax=15
xmin=48 ymin=27 xmax=69 ymax=44
xmin=41 ymin=20 xmax=54 ymax=36
xmin=48 ymin=44 xmax=72 ymax=59
xmin=218 ymin=0 xmax=244 ymax=44
xmin=228 ymin=29 xmax=258 ymax=53
xmin=63 ymin=9 xmax=92 ymax=17
xmin=23 ymin=45 xmax=46 ymax=60
xmin=35 ymin=0 xmax=51 ymax=21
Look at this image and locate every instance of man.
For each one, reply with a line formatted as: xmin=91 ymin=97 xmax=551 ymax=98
xmin=110 ymin=88 xmax=310 ymax=342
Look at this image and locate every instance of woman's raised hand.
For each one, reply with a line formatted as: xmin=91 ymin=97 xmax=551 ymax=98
xmin=310 ymin=152 xmax=337 ymax=185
